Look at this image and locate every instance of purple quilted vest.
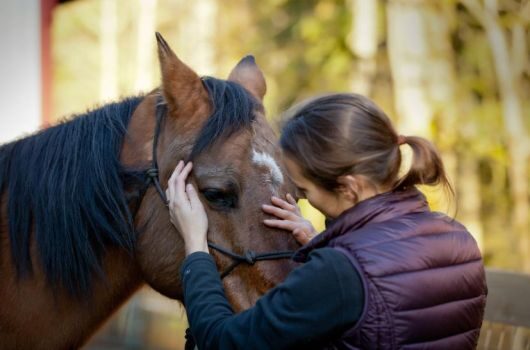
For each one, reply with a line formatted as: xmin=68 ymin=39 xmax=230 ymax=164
xmin=294 ymin=187 xmax=487 ymax=350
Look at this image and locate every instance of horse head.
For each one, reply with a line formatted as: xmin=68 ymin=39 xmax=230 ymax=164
xmin=130 ymin=34 xmax=299 ymax=310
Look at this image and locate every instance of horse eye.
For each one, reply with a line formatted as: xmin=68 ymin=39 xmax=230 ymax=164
xmin=201 ymin=188 xmax=238 ymax=209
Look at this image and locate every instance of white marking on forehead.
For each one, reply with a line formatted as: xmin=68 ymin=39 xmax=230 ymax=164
xmin=252 ymin=149 xmax=284 ymax=185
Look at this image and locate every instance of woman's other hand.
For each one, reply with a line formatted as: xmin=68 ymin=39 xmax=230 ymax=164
xmin=262 ymin=194 xmax=317 ymax=245
xmin=166 ymin=161 xmax=209 ymax=256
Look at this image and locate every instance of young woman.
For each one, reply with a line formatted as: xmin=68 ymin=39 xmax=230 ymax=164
xmin=167 ymin=93 xmax=487 ymax=349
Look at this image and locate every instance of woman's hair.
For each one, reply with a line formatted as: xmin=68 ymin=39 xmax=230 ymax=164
xmin=280 ymin=93 xmax=453 ymax=195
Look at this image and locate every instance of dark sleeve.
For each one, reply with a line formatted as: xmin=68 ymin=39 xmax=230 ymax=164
xmin=181 ymin=247 xmax=364 ymax=350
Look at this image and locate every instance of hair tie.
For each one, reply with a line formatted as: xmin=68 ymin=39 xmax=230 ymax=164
xmin=397 ymin=135 xmax=407 ymax=145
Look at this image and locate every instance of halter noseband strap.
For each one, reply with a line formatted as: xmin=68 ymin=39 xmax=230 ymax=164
xmin=207 ymin=242 xmax=295 ymax=278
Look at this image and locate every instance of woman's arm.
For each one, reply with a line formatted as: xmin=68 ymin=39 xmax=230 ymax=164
xmin=182 ymin=248 xmax=364 ymax=350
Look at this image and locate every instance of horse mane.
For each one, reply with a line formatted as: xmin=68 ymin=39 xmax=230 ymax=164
xmin=0 ymin=78 xmax=259 ymax=298
xmin=0 ymin=96 xmax=143 ymax=297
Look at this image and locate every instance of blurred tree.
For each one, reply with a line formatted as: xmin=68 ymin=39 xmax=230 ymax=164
xmin=348 ymin=0 xmax=379 ymax=95
xmin=247 ymin=0 xmax=352 ymax=116
xmin=135 ymin=0 xmax=157 ymax=92
xmin=386 ymin=0 xmax=487 ymax=247
xmin=159 ymin=0 xmax=218 ymax=76
xmin=387 ymin=0 xmax=434 ymax=136
xmin=461 ymin=0 xmax=530 ymax=271
xmin=100 ymin=0 xmax=118 ymax=100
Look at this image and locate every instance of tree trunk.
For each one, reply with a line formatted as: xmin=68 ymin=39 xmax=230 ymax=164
xmin=175 ymin=0 xmax=218 ymax=75
xmin=387 ymin=1 xmax=482 ymax=245
xmin=459 ymin=154 xmax=484 ymax=249
xmin=349 ymin=0 xmax=378 ymax=96
xmin=100 ymin=0 xmax=118 ymax=101
xmin=426 ymin=2 xmax=483 ymax=248
xmin=462 ymin=0 xmax=530 ymax=271
xmin=387 ymin=0 xmax=433 ymax=136
xmin=135 ymin=0 xmax=158 ymax=92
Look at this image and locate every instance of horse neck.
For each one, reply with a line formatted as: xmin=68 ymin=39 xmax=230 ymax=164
xmin=60 ymin=249 xmax=144 ymax=347
xmin=0 ymin=230 xmax=144 ymax=348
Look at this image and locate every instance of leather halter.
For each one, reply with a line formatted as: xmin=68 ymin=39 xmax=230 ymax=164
xmin=142 ymin=98 xmax=294 ymax=279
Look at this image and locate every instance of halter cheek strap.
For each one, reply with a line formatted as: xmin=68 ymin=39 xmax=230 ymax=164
xmin=145 ymin=100 xmax=169 ymax=206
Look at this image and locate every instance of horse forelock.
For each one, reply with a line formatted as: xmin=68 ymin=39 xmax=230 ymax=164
xmin=188 ymin=77 xmax=260 ymax=160
xmin=0 ymin=96 xmax=143 ymax=297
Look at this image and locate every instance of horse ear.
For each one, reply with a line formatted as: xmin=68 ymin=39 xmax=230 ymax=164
xmin=228 ymin=55 xmax=267 ymax=102
xmin=155 ymin=32 xmax=203 ymax=111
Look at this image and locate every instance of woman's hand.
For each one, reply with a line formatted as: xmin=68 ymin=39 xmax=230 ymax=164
xmin=262 ymin=194 xmax=317 ymax=245
xmin=166 ymin=161 xmax=209 ymax=256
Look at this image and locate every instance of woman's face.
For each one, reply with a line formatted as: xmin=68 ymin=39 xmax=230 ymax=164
xmin=283 ymin=156 xmax=351 ymax=219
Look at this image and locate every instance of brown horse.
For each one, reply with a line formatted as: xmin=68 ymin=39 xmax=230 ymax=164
xmin=0 ymin=33 xmax=298 ymax=349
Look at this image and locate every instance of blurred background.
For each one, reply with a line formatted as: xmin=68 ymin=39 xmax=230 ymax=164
xmin=0 ymin=0 xmax=529 ymax=348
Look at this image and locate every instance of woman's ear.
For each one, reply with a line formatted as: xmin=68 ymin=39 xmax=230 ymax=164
xmin=337 ymin=175 xmax=361 ymax=203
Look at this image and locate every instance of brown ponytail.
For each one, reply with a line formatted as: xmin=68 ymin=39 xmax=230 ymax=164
xmin=395 ymin=136 xmax=453 ymax=195
xmin=280 ymin=93 xmax=454 ymax=199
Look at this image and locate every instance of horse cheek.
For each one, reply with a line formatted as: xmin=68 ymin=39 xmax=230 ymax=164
xmin=135 ymin=227 xmax=185 ymax=300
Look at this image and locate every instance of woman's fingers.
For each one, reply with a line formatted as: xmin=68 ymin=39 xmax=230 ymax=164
xmin=186 ymin=183 xmax=201 ymax=210
xmin=262 ymin=204 xmax=297 ymax=220
xmin=176 ymin=162 xmax=193 ymax=204
xmin=168 ymin=161 xmax=184 ymax=207
xmin=285 ymin=193 xmax=302 ymax=215
xmin=170 ymin=160 xmax=184 ymax=182
xmin=167 ymin=160 xmax=195 ymax=210
xmin=293 ymin=228 xmax=311 ymax=245
xmin=180 ymin=161 xmax=193 ymax=179
xmin=270 ymin=196 xmax=297 ymax=212
xmin=170 ymin=161 xmax=184 ymax=187
xmin=263 ymin=219 xmax=298 ymax=231
xmin=286 ymin=193 xmax=297 ymax=205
